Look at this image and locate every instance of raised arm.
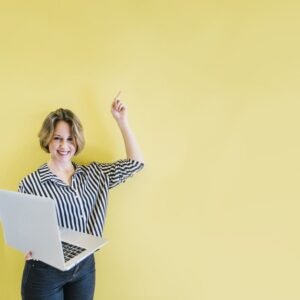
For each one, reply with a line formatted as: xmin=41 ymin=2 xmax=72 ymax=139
xmin=111 ymin=92 xmax=144 ymax=164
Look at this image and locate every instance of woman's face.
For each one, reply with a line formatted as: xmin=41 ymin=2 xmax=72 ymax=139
xmin=48 ymin=121 xmax=77 ymax=164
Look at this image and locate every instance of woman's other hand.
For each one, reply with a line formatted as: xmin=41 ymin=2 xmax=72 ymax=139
xmin=25 ymin=251 xmax=32 ymax=260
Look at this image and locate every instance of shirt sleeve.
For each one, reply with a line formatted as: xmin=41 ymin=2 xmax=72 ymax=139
xmin=18 ymin=177 xmax=33 ymax=194
xmin=95 ymin=159 xmax=144 ymax=189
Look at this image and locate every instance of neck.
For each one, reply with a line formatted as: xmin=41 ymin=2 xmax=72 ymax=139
xmin=47 ymin=160 xmax=74 ymax=173
xmin=47 ymin=160 xmax=75 ymax=186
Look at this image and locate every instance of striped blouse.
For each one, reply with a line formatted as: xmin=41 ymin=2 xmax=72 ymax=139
xmin=18 ymin=159 xmax=144 ymax=237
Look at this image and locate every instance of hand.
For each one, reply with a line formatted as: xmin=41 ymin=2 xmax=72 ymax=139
xmin=111 ymin=91 xmax=128 ymax=124
xmin=25 ymin=251 xmax=32 ymax=260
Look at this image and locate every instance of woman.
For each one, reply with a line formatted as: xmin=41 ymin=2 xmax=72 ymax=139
xmin=19 ymin=93 xmax=144 ymax=300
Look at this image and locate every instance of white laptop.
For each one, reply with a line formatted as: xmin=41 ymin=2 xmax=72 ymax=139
xmin=0 ymin=189 xmax=108 ymax=271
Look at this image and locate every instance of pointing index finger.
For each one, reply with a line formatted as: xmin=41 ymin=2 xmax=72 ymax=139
xmin=114 ymin=91 xmax=122 ymax=101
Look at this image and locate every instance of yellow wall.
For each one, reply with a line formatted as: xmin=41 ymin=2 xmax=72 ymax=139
xmin=1 ymin=1 xmax=300 ymax=299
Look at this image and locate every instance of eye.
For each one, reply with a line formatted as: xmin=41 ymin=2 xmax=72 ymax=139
xmin=67 ymin=137 xmax=74 ymax=142
xmin=53 ymin=136 xmax=61 ymax=141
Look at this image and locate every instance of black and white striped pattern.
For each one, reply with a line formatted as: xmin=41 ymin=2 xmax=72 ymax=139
xmin=18 ymin=159 xmax=144 ymax=237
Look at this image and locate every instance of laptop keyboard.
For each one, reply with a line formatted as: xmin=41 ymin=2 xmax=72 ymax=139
xmin=61 ymin=241 xmax=86 ymax=262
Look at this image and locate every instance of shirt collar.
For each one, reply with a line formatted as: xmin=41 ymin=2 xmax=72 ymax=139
xmin=38 ymin=162 xmax=85 ymax=184
xmin=72 ymin=162 xmax=85 ymax=175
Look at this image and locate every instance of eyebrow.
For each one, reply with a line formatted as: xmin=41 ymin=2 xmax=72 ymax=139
xmin=53 ymin=134 xmax=73 ymax=138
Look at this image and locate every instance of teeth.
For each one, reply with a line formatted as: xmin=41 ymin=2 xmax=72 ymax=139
xmin=58 ymin=151 xmax=68 ymax=155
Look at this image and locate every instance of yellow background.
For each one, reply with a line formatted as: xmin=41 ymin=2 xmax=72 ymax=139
xmin=1 ymin=1 xmax=300 ymax=299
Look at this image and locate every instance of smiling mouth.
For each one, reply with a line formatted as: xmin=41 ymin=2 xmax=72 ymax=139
xmin=57 ymin=150 xmax=70 ymax=156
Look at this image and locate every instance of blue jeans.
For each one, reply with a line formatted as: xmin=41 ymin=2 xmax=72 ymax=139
xmin=21 ymin=255 xmax=95 ymax=300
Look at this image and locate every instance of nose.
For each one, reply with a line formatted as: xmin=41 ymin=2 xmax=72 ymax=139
xmin=59 ymin=139 xmax=68 ymax=148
